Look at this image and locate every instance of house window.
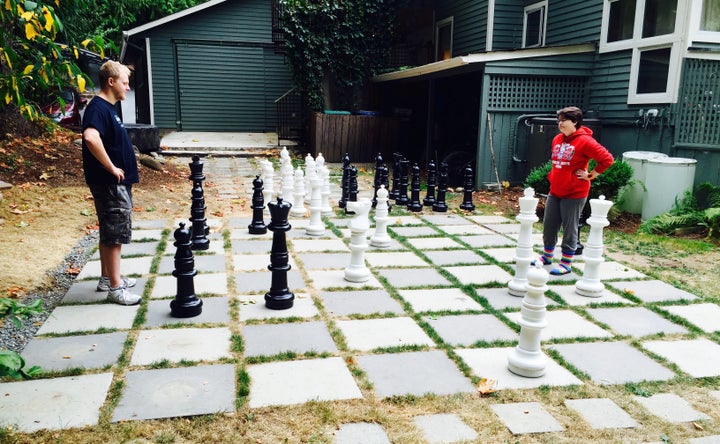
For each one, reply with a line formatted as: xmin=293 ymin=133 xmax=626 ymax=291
xmin=523 ymin=1 xmax=547 ymax=48
xmin=701 ymin=0 xmax=720 ymax=31
xmin=689 ymin=0 xmax=720 ymax=44
xmin=600 ymin=0 xmax=687 ymax=104
xmin=435 ymin=17 xmax=453 ymax=61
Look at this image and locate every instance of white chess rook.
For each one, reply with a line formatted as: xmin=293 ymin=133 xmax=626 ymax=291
xmin=507 ymin=262 xmax=549 ymax=377
xmin=305 ymin=176 xmax=325 ymax=236
xmin=575 ymin=195 xmax=613 ymax=297
xmin=370 ymin=185 xmax=392 ymax=248
xmin=344 ymin=198 xmax=372 ymax=282
xmin=508 ymin=187 xmax=539 ymax=296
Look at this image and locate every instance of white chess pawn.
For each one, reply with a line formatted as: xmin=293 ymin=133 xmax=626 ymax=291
xmin=319 ymin=165 xmax=333 ymax=216
xmin=344 ymin=198 xmax=372 ymax=282
xmin=370 ymin=185 xmax=392 ymax=248
xmin=305 ymin=176 xmax=325 ymax=236
xmin=290 ymin=167 xmax=307 ymax=217
xmin=304 ymin=154 xmax=316 ymax=204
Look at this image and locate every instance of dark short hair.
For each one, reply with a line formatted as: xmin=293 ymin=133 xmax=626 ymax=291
xmin=557 ymin=106 xmax=583 ymax=128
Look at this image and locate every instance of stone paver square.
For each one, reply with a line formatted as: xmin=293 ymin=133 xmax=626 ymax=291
xmin=376 ymin=268 xmax=452 ymax=288
xmin=455 ymin=347 xmax=582 ymax=390
xmin=423 ymin=249 xmax=487 ymax=266
xmin=356 ymin=350 xmax=475 ymax=397
xmin=247 ymin=357 xmax=362 ymax=408
xmin=230 ymin=228 xmax=272 ymax=240
xmin=318 ymin=290 xmax=404 ymax=316
xmin=390 ymin=225 xmax=439 ymax=237
xmin=481 ymin=247 xmax=518 ymax=263
xmin=21 ymin=332 xmax=127 ymax=372
xmin=586 ymin=307 xmax=687 ymax=337
xmin=642 ymin=338 xmax=720 ymax=378
xmin=157 ymin=254 xmax=226 ymax=274
xmin=458 ymin=234 xmax=514 ymax=248
xmin=335 ymin=423 xmax=391 ymax=444
xmin=425 ymin=314 xmax=517 ymax=346
xmin=413 ymin=413 xmax=478 ymax=443
xmin=238 ymin=293 xmax=318 ymax=321
xmin=565 ymin=398 xmax=639 ymax=429
xmin=291 ymin=238 xmax=350 ymax=252
xmin=120 ymin=240 xmax=160 ymax=257
xmin=436 ymin=224 xmax=494 ymax=235
xmin=144 ymin=296 xmax=230 ymax=327
xmin=134 ymin=219 xmax=168 ymax=229
xmin=549 ymin=284 xmax=631 ymax=306
xmin=62 ymin=277 xmax=148 ymax=304
xmin=491 ymin=402 xmax=564 ymax=434
xmin=336 ymin=317 xmax=435 ymax=351
xmin=484 ymin=223 xmax=522 ymax=234
xmin=574 ymin=261 xmax=646 ymax=280
xmin=232 ymin=239 xmax=273 ymax=254
xmin=235 ymin=270 xmax=306 ymax=293
xmin=131 ymin=327 xmax=232 ymax=365
xmin=445 ymin=264 xmax=513 ymax=286
xmin=505 ymin=310 xmax=613 ymax=340
xmin=365 ymin=251 xmax=428 ymax=268
xmin=480 ymin=287 xmax=559 ymax=310
xmin=112 ymin=364 xmax=236 ymax=421
xmin=550 ymin=341 xmax=675 ymax=385
xmin=406 ymin=237 xmax=463 ymax=250
xmin=663 ymin=303 xmax=720 ymax=332
xmin=398 ymin=288 xmax=483 ymax=312
xmin=606 ymin=280 xmax=698 ymax=303
xmin=633 ymin=393 xmax=710 ymax=423
xmin=308 ymin=269 xmax=383 ymax=290
xmin=243 ymin=321 xmax=337 ymax=357
xmin=132 ymin=228 xmax=164 ymax=241
xmin=390 ymin=215 xmax=424 ymax=225
xmin=151 ymin=273 xmax=228 ymax=298
xmin=76 ymin=256 xmax=153 ymax=280
xmin=296 ymin=252 xmax=351 ymax=269
xmin=0 ymin=373 xmax=113 ymax=432
xmin=468 ymin=215 xmax=512 ymax=224
xmin=422 ymin=214 xmax=472 ymax=225
xmin=36 ymin=304 xmax=139 ymax=334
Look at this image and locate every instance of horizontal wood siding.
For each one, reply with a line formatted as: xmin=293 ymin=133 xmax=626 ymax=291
xmin=546 ymin=0 xmax=602 ymax=45
xmin=492 ymin=0 xmax=522 ymax=50
xmin=435 ymin=0 xmax=487 ymax=56
xmin=587 ymin=51 xmax=637 ymax=119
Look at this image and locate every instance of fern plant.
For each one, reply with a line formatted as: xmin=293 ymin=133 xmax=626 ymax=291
xmin=640 ymin=183 xmax=720 ymax=238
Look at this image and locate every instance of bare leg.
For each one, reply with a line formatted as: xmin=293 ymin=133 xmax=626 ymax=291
xmin=99 ymin=242 xmax=123 ymax=288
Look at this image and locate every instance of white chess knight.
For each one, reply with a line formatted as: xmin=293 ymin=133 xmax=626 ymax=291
xmin=370 ymin=185 xmax=392 ymax=248
xmin=290 ymin=167 xmax=307 ymax=217
xmin=344 ymin=197 xmax=372 ymax=282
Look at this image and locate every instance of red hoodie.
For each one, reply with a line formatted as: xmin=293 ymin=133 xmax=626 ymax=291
xmin=547 ymin=126 xmax=614 ymax=199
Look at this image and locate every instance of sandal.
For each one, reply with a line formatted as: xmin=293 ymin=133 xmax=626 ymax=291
xmin=550 ymin=264 xmax=571 ymax=276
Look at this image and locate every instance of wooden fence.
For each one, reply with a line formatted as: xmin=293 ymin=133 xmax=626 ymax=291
xmin=309 ymin=112 xmax=400 ymax=162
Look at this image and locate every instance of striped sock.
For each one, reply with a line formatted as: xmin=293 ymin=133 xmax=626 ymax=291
xmin=550 ymin=250 xmax=574 ymax=275
xmin=542 ymin=247 xmax=554 ymax=264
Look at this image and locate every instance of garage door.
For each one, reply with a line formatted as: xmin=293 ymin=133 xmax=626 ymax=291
xmin=176 ymin=43 xmax=267 ymax=131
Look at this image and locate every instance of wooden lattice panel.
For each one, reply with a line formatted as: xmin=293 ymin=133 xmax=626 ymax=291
xmin=487 ymin=75 xmax=587 ymax=111
xmin=676 ymin=58 xmax=720 ymax=146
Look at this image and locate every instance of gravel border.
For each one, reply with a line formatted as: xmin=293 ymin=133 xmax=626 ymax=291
xmin=0 ymin=232 xmax=98 ymax=353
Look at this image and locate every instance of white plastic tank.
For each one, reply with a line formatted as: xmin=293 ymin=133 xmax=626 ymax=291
xmin=641 ymin=157 xmax=697 ymax=220
xmin=619 ymin=151 xmax=668 ymax=214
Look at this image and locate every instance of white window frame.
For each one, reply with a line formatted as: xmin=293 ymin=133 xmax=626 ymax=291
xmin=522 ymin=1 xmax=547 ymax=48
xmin=599 ymin=0 xmax=688 ymax=104
xmin=689 ymin=0 xmax=720 ymax=44
xmin=435 ymin=17 xmax=454 ymax=61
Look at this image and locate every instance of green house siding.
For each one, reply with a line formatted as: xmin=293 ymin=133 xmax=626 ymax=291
xmin=435 ymin=0 xmax=487 ymax=56
xmin=492 ymin=0 xmax=522 ymax=50
xmin=546 ymin=0 xmax=602 ymax=45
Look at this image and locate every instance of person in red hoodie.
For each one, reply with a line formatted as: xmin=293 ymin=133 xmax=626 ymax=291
xmin=534 ymin=106 xmax=614 ymax=275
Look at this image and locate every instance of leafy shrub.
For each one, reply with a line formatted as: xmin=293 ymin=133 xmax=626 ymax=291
xmin=0 ymin=298 xmax=43 ymax=379
xmin=640 ymin=182 xmax=720 ymax=238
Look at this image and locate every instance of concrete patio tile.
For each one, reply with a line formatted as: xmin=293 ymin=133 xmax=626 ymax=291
xmin=144 ymin=296 xmax=230 ymax=327
xmin=76 ymin=256 xmax=153 ymax=280
xmin=422 ymin=214 xmax=473 ymax=225
xmin=112 ymin=364 xmax=236 ymax=421
xmin=455 ymin=347 xmax=582 ymax=390
xmin=484 ymin=223 xmax=522 ymax=234
xmin=172 ymin=218 xmax=222 ymax=232
xmin=574 ymin=261 xmax=646 ymax=280
xmin=151 ymin=273 xmax=228 ymax=298
xmin=365 ymin=251 xmax=428 ymax=268
xmin=389 ymin=225 xmax=440 ymax=237
xmin=398 ymin=288 xmax=483 ymax=312
xmin=367 ymin=238 xmax=406 ymax=250
xmin=132 ymin=228 xmax=164 ymax=241
xmin=318 ymin=289 xmax=404 ymax=316
xmin=491 ymin=402 xmax=565 ymax=434
xmin=480 ymin=287 xmax=559 ymax=310
xmin=606 ymin=280 xmax=699 ymax=303
xmin=481 ymin=247 xmax=518 ymax=263
xmin=309 ymin=270 xmax=383 ymax=290
xmin=458 ymin=234 xmax=515 ymax=248
xmin=689 ymin=435 xmax=720 ymax=443
xmin=376 ymin=267 xmax=452 ymax=288
xmin=565 ymin=398 xmax=639 ymax=429
xmin=247 ymin=357 xmax=362 ymax=408
xmin=157 ymin=254 xmax=226 ymax=274
xmin=0 ymin=373 xmax=113 ymax=432
xmin=356 ymin=350 xmax=475 ymax=397
xmin=163 ymin=238 xmax=225 ymax=256
xmin=21 ymin=332 xmax=127 ymax=372
xmin=238 ymin=293 xmax=318 ymax=321
xmin=550 ymin=341 xmax=675 ymax=385
xmin=406 ymin=237 xmax=464 ymax=250
xmin=586 ymin=307 xmax=687 ymax=337
xmin=413 ymin=413 xmax=478 ymax=443
xmin=296 ymin=252 xmax=350 ymax=269
xmin=119 ymin=240 xmax=160 ymax=257
xmin=662 ymin=303 xmax=720 ymax=332
xmin=235 ymin=270 xmax=306 ymax=293
xmin=336 ymin=317 xmax=435 ymax=351
xmin=633 ymin=393 xmax=710 ymax=423
xmin=292 ymin=238 xmax=350 ymax=252
xmin=36 ymin=304 xmax=139 ymax=334
xmin=232 ymin=254 xmax=298 ymax=272
xmin=334 ymin=422 xmax=391 ymax=444
xmin=133 ymin=219 xmax=169 ymax=229
xmin=130 ymin=327 xmax=232 ymax=365
xmin=231 ymin=238 xmax=273 ymax=254
xmin=425 ymin=314 xmax=517 ymax=346
xmin=243 ymin=321 xmax=338 ymax=357
xmin=436 ymin=224 xmax=494 ymax=235
xmin=444 ymin=264 xmax=513 ymax=286
xmin=712 ymin=390 xmax=720 ymax=402
xmin=62 ymin=277 xmax=149 ymax=304
xmin=505 ymin=310 xmax=613 ymax=340
xmin=423 ymin=249 xmax=487 ymax=266
xmin=642 ymin=338 xmax=720 ymax=378
xmin=387 ymin=215 xmax=424 ymax=226
xmin=549 ymin=284 xmax=632 ymax=306
xmin=467 ymin=215 xmax=512 ymax=224
xmin=230 ymin=227 xmax=273 ymax=240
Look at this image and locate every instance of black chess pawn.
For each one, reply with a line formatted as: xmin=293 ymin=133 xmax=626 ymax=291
xmin=189 ymin=155 xmax=209 ymax=250
xmin=389 ymin=152 xmax=401 ymax=200
xmin=396 ymin=157 xmax=410 ymax=206
xmin=372 ymin=152 xmax=384 ymax=208
xmin=345 ymin=165 xmax=358 ymax=215
xmin=248 ymin=175 xmax=267 ymax=234
xmin=459 ymin=163 xmax=476 ymax=211
xmin=407 ymin=163 xmax=423 ymax=212
xmin=423 ymin=159 xmax=437 ymax=206
xmin=433 ymin=161 xmax=449 ymax=212
xmin=170 ymin=222 xmax=203 ymax=318
xmin=339 ymin=153 xmax=351 ymax=209
xmin=265 ymin=197 xmax=294 ymax=310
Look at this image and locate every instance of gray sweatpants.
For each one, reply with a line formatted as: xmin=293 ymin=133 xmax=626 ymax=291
xmin=542 ymin=194 xmax=587 ymax=254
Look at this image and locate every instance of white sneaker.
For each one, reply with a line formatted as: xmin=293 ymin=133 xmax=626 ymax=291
xmin=97 ymin=276 xmax=137 ymax=292
xmin=107 ymin=286 xmax=142 ymax=306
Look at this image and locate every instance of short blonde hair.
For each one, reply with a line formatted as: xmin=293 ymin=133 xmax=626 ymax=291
xmin=98 ymin=60 xmax=131 ymax=88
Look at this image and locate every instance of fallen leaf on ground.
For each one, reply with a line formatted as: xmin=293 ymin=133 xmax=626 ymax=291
xmin=477 ymin=377 xmax=496 ymax=395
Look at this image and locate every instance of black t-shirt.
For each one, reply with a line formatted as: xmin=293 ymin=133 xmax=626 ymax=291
xmin=82 ymin=96 xmax=139 ymax=185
